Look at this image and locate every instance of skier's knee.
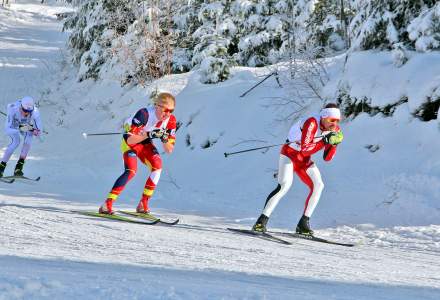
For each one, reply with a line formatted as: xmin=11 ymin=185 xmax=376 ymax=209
xmin=314 ymin=180 xmax=324 ymax=192
xmin=126 ymin=168 xmax=136 ymax=180
xmin=279 ymin=180 xmax=292 ymax=192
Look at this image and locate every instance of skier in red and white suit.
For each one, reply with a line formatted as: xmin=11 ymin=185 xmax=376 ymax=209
xmin=252 ymin=103 xmax=344 ymax=235
xmin=99 ymin=93 xmax=177 ymax=214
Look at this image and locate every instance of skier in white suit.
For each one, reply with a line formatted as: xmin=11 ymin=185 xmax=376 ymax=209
xmin=0 ymin=96 xmax=42 ymax=177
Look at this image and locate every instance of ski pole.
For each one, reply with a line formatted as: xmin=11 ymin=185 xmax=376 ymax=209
xmin=224 ymin=141 xmax=293 ymax=158
xmin=82 ymin=132 xmax=125 ymax=139
xmin=240 ymin=71 xmax=281 ymax=98
xmin=224 ymin=133 xmax=328 ymax=158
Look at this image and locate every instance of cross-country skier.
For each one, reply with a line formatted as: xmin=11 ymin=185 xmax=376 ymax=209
xmin=252 ymin=103 xmax=344 ymax=235
xmin=99 ymin=92 xmax=177 ymax=214
xmin=0 ymin=96 xmax=42 ymax=177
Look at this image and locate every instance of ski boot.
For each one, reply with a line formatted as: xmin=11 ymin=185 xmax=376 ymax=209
xmin=136 ymin=196 xmax=150 ymax=214
xmin=0 ymin=161 xmax=6 ymax=177
xmin=296 ymin=215 xmax=314 ymax=236
xmin=252 ymin=214 xmax=269 ymax=233
xmin=14 ymin=158 xmax=25 ymax=176
xmin=98 ymin=199 xmax=114 ymax=215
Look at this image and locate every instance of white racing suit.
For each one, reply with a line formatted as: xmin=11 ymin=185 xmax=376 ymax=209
xmin=2 ymin=100 xmax=42 ymax=162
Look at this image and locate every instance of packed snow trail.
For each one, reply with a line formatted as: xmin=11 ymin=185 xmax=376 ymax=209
xmin=1 ymin=199 xmax=440 ymax=299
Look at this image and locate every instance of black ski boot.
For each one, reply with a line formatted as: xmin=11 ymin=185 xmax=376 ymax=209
xmin=252 ymin=214 xmax=269 ymax=233
xmin=14 ymin=158 xmax=25 ymax=176
xmin=296 ymin=215 xmax=314 ymax=236
xmin=0 ymin=161 xmax=6 ymax=177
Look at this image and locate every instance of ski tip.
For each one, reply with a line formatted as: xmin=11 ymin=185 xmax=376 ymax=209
xmin=160 ymin=218 xmax=179 ymax=225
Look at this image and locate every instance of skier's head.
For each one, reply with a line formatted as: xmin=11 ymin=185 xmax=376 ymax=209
xmin=153 ymin=92 xmax=175 ymax=121
xmin=320 ymin=103 xmax=340 ymax=131
xmin=20 ymin=96 xmax=34 ymax=115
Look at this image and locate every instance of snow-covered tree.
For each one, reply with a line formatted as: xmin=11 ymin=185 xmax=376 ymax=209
xmin=349 ymin=0 xmax=440 ymax=51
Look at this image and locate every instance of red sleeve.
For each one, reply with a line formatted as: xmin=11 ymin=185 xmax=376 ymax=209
xmin=300 ymin=117 xmax=325 ymax=157
xmin=323 ymin=144 xmax=337 ymax=161
xmin=123 ymin=108 xmax=149 ymax=142
xmin=166 ymin=115 xmax=177 ymax=145
xmin=322 ymin=125 xmax=340 ymax=161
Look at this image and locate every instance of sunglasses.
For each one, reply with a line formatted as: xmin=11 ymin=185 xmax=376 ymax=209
xmin=156 ymin=104 xmax=174 ymax=114
xmin=21 ymin=106 xmax=33 ymax=114
xmin=326 ymin=118 xmax=340 ymax=122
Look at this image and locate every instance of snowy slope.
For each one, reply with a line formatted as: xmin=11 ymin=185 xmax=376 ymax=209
xmin=0 ymin=1 xmax=439 ymax=299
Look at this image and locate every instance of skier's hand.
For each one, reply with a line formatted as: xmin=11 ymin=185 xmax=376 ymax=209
xmin=19 ymin=124 xmax=34 ymax=132
xmin=33 ymin=129 xmax=41 ymax=136
xmin=160 ymin=130 xmax=170 ymax=143
xmin=323 ymin=131 xmax=343 ymax=145
xmin=148 ymin=129 xmax=164 ymax=139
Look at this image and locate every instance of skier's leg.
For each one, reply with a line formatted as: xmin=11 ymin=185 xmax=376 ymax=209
xmin=1 ymin=133 xmax=20 ymax=177
xmin=1 ymin=133 xmax=20 ymax=163
xmin=20 ymin=132 xmax=33 ymax=158
xmin=262 ymin=154 xmax=294 ymax=216
xmin=100 ymin=150 xmax=137 ymax=214
xmin=136 ymin=144 xmax=162 ymax=213
xmin=14 ymin=132 xmax=33 ymax=176
xmin=295 ymin=164 xmax=324 ymax=234
xmin=253 ymin=155 xmax=293 ymax=232
xmin=297 ymin=164 xmax=324 ymax=217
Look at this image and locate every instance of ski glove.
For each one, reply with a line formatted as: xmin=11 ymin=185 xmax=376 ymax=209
xmin=323 ymin=131 xmax=343 ymax=145
xmin=33 ymin=129 xmax=41 ymax=136
xmin=147 ymin=129 xmax=164 ymax=139
xmin=19 ymin=124 xmax=34 ymax=132
xmin=160 ymin=131 xmax=170 ymax=143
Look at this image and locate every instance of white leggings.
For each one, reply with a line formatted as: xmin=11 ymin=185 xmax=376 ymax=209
xmin=1 ymin=132 xmax=33 ymax=162
xmin=262 ymin=154 xmax=324 ymax=218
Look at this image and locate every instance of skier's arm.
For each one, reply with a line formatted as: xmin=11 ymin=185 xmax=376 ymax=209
xmin=161 ymin=115 xmax=176 ymax=154
xmin=323 ymin=144 xmax=337 ymax=161
xmin=125 ymin=109 xmax=149 ymax=145
xmin=4 ymin=104 xmax=19 ymax=135
xmin=299 ymin=118 xmax=324 ymax=157
xmin=32 ymin=109 xmax=43 ymax=135
xmin=322 ymin=127 xmax=342 ymax=161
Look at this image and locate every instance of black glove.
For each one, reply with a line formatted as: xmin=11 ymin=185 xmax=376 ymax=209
xmin=147 ymin=129 xmax=164 ymax=139
xmin=160 ymin=130 xmax=170 ymax=143
xmin=19 ymin=124 xmax=34 ymax=132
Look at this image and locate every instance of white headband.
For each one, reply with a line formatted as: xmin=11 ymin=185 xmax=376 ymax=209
xmin=320 ymin=107 xmax=341 ymax=120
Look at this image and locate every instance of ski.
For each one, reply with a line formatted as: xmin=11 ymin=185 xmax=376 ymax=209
xmin=119 ymin=211 xmax=179 ymax=225
xmin=0 ymin=178 xmax=14 ymax=184
xmin=74 ymin=211 xmax=160 ymax=225
xmin=270 ymin=231 xmax=355 ymax=247
xmin=227 ymin=228 xmax=292 ymax=245
xmin=2 ymin=175 xmax=41 ymax=182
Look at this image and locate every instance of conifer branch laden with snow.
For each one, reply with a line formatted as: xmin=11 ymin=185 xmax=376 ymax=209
xmin=64 ymin=0 xmax=440 ymax=87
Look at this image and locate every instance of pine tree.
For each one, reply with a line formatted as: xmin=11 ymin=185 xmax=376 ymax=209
xmin=349 ymin=0 xmax=439 ymax=51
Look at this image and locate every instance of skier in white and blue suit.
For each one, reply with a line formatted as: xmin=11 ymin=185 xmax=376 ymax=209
xmin=0 ymin=96 xmax=42 ymax=177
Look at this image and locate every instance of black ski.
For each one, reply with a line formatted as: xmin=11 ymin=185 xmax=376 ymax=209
xmin=74 ymin=211 xmax=160 ymax=225
xmin=119 ymin=211 xmax=179 ymax=225
xmin=2 ymin=175 xmax=41 ymax=182
xmin=270 ymin=231 xmax=355 ymax=247
xmin=227 ymin=228 xmax=292 ymax=245
xmin=0 ymin=178 xmax=14 ymax=184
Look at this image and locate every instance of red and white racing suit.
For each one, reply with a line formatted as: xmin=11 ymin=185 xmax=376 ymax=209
xmin=262 ymin=114 xmax=338 ymax=218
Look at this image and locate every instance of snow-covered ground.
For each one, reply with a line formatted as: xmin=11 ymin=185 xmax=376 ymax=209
xmin=0 ymin=1 xmax=439 ymax=299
